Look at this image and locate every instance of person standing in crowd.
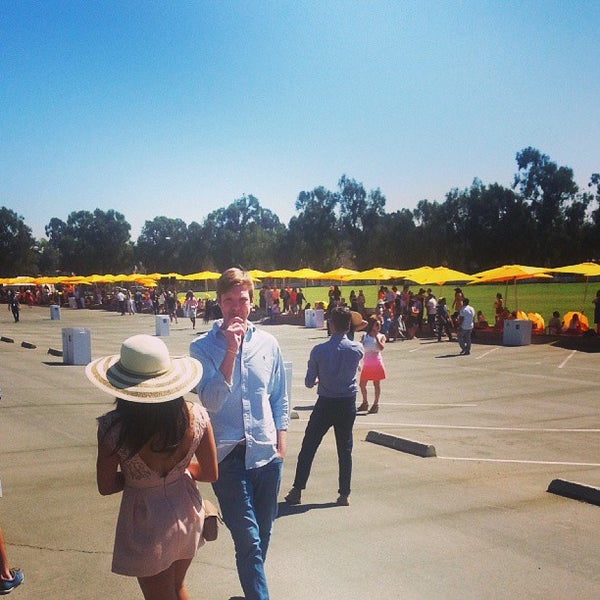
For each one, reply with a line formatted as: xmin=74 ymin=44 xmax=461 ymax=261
xmin=458 ymin=297 xmax=476 ymax=355
xmin=166 ymin=291 xmax=178 ymax=324
xmin=190 ymin=267 xmax=288 ymax=600
xmin=494 ymin=293 xmax=504 ymax=324
xmin=284 ymin=306 xmax=363 ymax=507
xmin=436 ymin=297 xmax=453 ymax=342
xmin=90 ymin=334 xmax=218 ymax=600
xmin=426 ymin=289 xmax=438 ymax=334
xmin=115 ymin=288 xmax=126 ymax=316
xmin=184 ymin=291 xmax=199 ymax=330
xmin=358 ymin=316 xmax=387 ymax=414
xmin=592 ymin=290 xmax=600 ymax=334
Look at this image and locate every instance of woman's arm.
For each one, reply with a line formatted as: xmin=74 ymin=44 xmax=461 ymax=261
xmin=189 ymin=421 xmax=218 ymax=483
xmin=96 ymin=429 xmax=124 ymax=496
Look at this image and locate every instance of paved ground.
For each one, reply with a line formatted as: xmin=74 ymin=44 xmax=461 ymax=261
xmin=1 ymin=305 xmax=599 ymax=599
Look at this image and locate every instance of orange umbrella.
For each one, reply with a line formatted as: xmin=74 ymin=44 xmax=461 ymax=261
xmin=562 ymin=311 xmax=589 ymax=332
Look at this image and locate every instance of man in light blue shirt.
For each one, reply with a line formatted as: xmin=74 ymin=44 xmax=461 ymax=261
xmin=190 ymin=268 xmax=288 ymax=600
xmin=284 ymin=306 xmax=363 ymax=507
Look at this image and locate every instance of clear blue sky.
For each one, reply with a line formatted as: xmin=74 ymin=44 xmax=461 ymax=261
xmin=2 ymin=0 xmax=599 ymax=240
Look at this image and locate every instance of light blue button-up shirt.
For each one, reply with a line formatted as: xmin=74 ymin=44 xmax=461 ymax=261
xmin=190 ymin=320 xmax=289 ymax=469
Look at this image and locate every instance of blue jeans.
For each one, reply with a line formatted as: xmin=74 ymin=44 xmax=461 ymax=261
xmin=458 ymin=327 xmax=473 ymax=354
xmin=293 ymin=396 xmax=356 ymax=496
xmin=213 ymin=446 xmax=282 ymax=600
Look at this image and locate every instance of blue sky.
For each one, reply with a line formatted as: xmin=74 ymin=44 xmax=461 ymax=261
xmin=2 ymin=1 xmax=599 ymax=240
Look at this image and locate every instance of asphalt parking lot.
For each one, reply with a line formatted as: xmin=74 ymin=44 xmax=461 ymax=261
xmin=1 ymin=306 xmax=599 ymax=599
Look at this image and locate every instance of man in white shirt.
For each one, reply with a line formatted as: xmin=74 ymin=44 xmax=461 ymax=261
xmin=457 ymin=298 xmax=475 ymax=356
xmin=458 ymin=297 xmax=476 ymax=355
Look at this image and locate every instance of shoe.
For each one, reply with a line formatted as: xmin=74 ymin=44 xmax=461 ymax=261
xmin=284 ymin=487 xmax=302 ymax=505
xmin=368 ymin=404 xmax=379 ymax=414
xmin=0 ymin=569 xmax=24 ymax=595
xmin=336 ymin=495 xmax=350 ymax=506
xmin=357 ymin=402 xmax=369 ymax=412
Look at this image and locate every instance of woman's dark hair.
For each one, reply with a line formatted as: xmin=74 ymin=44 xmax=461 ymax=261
xmin=366 ymin=316 xmax=380 ymax=336
xmin=104 ymin=397 xmax=189 ymax=458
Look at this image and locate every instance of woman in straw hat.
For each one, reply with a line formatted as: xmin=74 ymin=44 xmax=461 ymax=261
xmin=88 ymin=334 xmax=218 ymax=600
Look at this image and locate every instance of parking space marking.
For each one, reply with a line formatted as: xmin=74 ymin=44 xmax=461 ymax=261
xmin=437 ymin=456 xmax=600 ymax=467
xmin=475 ymin=347 xmax=501 ymax=359
xmin=348 ymin=422 xmax=600 ymax=433
xmin=558 ymin=350 xmax=577 ymax=369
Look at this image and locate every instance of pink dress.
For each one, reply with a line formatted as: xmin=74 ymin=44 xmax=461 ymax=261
xmin=97 ymin=402 xmax=210 ymax=577
xmin=360 ymin=333 xmax=387 ymax=382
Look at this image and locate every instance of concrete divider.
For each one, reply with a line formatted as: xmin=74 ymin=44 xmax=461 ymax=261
xmin=47 ymin=347 xmax=63 ymax=357
xmin=1 ymin=336 xmax=15 ymax=343
xmin=547 ymin=478 xmax=600 ymax=506
xmin=366 ymin=430 xmax=437 ymax=457
xmin=20 ymin=341 xmax=37 ymax=349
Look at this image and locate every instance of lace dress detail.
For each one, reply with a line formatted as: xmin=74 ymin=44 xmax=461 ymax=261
xmin=97 ymin=402 xmax=210 ymax=577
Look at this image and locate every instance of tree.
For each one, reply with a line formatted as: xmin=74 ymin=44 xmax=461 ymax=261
xmin=136 ymin=216 xmax=189 ymax=273
xmin=200 ymin=195 xmax=285 ymax=271
xmin=0 ymin=207 xmax=38 ymax=276
xmin=286 ymin=187 xmax=340 ymax=269
xmin=44 ymin=209 xmax=132 ymax=274
xmin=513 ymin=147 xmax=579 ymax=264
xmin=337 ymin=175 xmax=386 ymax=267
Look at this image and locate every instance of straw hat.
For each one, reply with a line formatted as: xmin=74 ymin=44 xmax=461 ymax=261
xmin=85 ymin=334 xmax=202 ymax=403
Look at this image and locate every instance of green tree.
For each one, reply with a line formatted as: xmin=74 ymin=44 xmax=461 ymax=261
xmin=136 ymin=216 xmax=188 ymax=273
xmin=286 ymin=187 xmax=340 ymax=269
xmin=44 ymin=209 xmax=132 ymax=274
xmin=513 ymin=147 xmax=579 ymax=264
xmin=200 ymin=195 xmax=284 ymax=271
xmin=0 ymin=207 xmax=38 ymax=276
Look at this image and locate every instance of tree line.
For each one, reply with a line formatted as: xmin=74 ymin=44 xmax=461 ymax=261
xmin=1 ymin=147 xmax=599 ymax=278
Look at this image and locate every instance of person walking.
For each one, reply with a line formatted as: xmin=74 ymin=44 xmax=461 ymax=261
xmin=284 ymin=306 xmax=363 ymax=507
xmin=7 ymin=291 xmax=20 ymax=323
xmin=190 ymin=267 xmax=288 ymax=600
xmin=358 ymin=316 xmax=387 ymax=414
xmin=89 ymin=334 xmax=218 ymax=600
xmin=184 ymin=292 xmax=198 ymax=330
xmin=458 ymin=297 xmax=476 ymax=355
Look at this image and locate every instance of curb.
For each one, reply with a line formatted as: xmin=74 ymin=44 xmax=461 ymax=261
xmin=366 ymin=430 xmax=437 ymax=457
xmin=1 ymin=336 xmax=15 ymax=343
xmin=547 ymin=479 xmax=600 ymax=507
xmin=21 ymin=341 xmax=37 ymax=349
xmin=47 ymin=347 xmax=63 ymax=357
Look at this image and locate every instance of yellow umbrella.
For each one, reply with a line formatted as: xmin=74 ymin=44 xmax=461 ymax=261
xmin=403 ymin=266 xmax=476 ymax=286
xmin=400 ymin=266 xmax=435 ymax=285
xmin=265 ymin=269 xmax=296 ymax=279
xmin=342 ymin=267 xmax=403 ymax=282
xmin=289 ymin=268 xmax=324 ymax=279
xmin=468 ymin=264 xmax=552 ymax=311
xmin=182 ymin=271 xmax=221 ymax=281
xmin=314 ymin=267 xmax=360 ymax=281
xmin=248 ymin=269 xmax=269 ymax=279
xmin=549 ymin=262 xmax=600 ymax=312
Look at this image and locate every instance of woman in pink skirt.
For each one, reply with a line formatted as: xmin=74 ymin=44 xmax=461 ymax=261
xmin=358 ymin=317 xmax=386 ymax=414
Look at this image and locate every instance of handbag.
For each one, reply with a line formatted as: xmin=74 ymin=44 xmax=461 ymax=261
xmin=202 ymin=499 xmax=222 ymax=542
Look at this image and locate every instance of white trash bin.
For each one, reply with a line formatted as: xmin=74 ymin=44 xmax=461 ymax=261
xmin=155 ymin=315 xmax=170 ymax=336
xmin=62 ymin=328 xmax=92 ymax=365
xmin=313 ymin=309 xmax=325 ymax=328
xmin=503 ymin=319 xmax=532 ymax=346
xmin=50 ymin=305 xmax=61 ymax=320
xmin=305 ymin=309 xmax=316 ymax=328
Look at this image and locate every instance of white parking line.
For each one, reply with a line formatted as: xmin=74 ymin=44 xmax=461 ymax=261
xmin=437 ymin=456 xmax=600 ymax=467
xmin=558 ymin=350 xmax=577 ymax=369
xmin=347 ymin=421 xmax=600 ymax=433
xmin=475 ymin=346 xmax=500 ymax=360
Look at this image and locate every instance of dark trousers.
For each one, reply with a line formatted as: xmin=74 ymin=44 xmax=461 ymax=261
xmin=293 ymin=396 xmax=356 ymax=496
